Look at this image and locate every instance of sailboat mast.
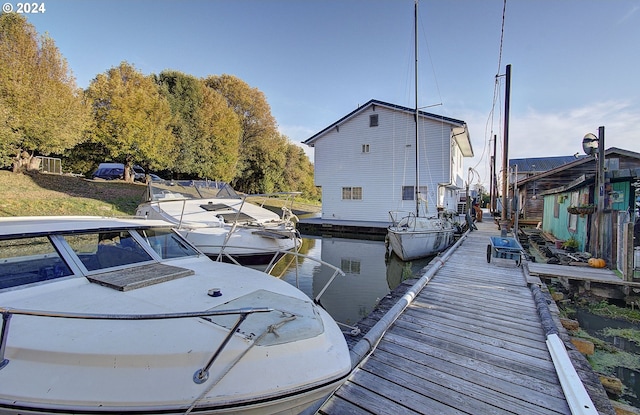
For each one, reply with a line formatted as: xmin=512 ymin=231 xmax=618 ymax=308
xmin=414 ymin=0 xmax=419 ymax=216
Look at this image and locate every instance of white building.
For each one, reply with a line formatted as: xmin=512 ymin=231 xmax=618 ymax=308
xmin=303 ymin=99 xmax=474 ymax=223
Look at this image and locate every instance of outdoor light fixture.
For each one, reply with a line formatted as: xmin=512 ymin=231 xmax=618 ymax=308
xmin=582 ymin=133 xmax=598 ymax=156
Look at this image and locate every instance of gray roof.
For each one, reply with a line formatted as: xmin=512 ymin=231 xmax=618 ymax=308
xmin=509 ymin=155 xmax=586 ymax=173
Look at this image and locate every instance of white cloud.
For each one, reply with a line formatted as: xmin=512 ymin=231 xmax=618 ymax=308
xmin=278 ymin=124 xmax=315 ymax=160
xmin=465 ymin=100 xmax=640 ymax=187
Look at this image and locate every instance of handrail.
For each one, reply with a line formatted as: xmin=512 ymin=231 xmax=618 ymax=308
xmin=211 ymin=244 xmax=346 ymax=305
xmin=0 ymin=306 xmax=272 ymax=383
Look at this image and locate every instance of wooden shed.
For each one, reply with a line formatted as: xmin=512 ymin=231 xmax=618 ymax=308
xmin=515 ymin=148 xmax=640 ymax=223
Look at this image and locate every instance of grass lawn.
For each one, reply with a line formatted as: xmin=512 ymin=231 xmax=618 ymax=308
xmin=0 ymin=170 xmax=321 ymax=217
xmin=0 ymin=170 xmax=148 ymax=217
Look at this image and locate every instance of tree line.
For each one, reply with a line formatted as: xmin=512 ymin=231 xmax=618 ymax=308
xmin=0 ymin=13 xmax=318 ymax=199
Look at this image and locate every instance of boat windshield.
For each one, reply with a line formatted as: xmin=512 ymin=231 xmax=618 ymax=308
xmin=147 ymin=180 xmax=239 ymax=201
xmin=138 ymin=228 xmax=200 ymax=259
xmin=0 ymin=225 xmax=200 ymax=290
xmin=0 ymin=236 xmax=74 ymax=289
xmin=64 ymin=230 xmax=154 ymax=271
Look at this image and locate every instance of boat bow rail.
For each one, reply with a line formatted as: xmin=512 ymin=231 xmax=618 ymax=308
xmin=0 ymin=305 xmax=272 ymax=383
xmin=214 ymin=246 xmax=346 ymax=305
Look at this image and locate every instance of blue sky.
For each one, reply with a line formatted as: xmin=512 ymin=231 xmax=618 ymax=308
xmin=22 ymin=0 xmax=640 ymax=187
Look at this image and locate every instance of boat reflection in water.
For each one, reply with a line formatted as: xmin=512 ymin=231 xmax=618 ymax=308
xmin=276 ymin=236 xmax=433 ymax=327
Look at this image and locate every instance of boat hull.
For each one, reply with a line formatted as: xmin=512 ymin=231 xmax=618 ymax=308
xmin=0 ymin=376 xmax=345 ymax=415
xmin=387 ymin=217 xmax=454 ymax=261
xmin=180 ymin=226 xmax=301 ymax=264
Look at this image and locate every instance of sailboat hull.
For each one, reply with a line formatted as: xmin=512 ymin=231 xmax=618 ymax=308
xmin=387 ymin=217 xmax=454 ymax=261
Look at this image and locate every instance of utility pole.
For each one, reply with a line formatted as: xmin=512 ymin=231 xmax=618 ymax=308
xmin=490 ymin=134 xmax=496 ymax=215
xmin=500 ymin=64 xmax=511 ymax=235
xmin=596 ymin=126 xmax=605 ymax=259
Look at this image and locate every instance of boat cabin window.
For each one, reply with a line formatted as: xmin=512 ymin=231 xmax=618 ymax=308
xmin=0 ymin=236 xmax=73 ymax=289
xmin=63 ymin=231 xmax=153 ymax=271
xmin=138 ymin=228 xmax=200 ymax=259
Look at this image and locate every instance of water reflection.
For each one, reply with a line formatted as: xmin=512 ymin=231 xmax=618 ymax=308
xmin=277 ymin=236 xmax=432 ymax=327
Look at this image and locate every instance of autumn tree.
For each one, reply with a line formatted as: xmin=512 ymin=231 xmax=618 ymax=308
xmin=0 ymin=13 xmax=90 ymax=171
xmin=204 ymin=74 xmax=281 ymax=193
xmin=283 ymin=143 xmax=319 ymax=200
xmin=155 ymin=71 xmax=240 ymax=181
xmin=85 ymin=62 xmax=175 ymax=181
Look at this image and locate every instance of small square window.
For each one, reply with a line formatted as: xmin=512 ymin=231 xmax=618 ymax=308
xmin=352 ymin=187 xmax=362 ymax=200
xmin=402 ymin=186 xmax=414 ymax=201
xmin=369 ymin=114 xmax=378 ymax=127
xmin=362 ymin=144 xmax=370 ymax=153
xmin=342 ymin=187 xmax=363 ymax=200
xmin=342 ymin=187 xmax=352 ymax=200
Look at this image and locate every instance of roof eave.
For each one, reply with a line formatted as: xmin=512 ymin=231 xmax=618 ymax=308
xmin=452 ymin=125 xmax=473 ymax=157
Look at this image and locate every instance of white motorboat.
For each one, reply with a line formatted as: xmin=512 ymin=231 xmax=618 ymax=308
xmin=136 ymin=180 xmax=301 ymax=266
xmin=0 ymin=216 xmax=350 ymax=414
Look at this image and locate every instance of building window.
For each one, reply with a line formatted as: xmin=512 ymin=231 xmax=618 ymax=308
xmin=402 ymin=186 xmax=414 ymax=201
xmin=362 ymin=144 xmax=370 ymax=153
xmin=369 ymin=114 xmax=378 ymax=127
xmin=402 ymin=186 xmax=428 ymax=201
xmin=342 ymin=187 xmax=363 ymax=200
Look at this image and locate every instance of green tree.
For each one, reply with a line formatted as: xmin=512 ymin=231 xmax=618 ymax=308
xmin=283 ymin=142 xmax=319 ymax=200
xmin=85 ymin=62 xmax=175 ymax=181
xmin=204 ymin=74 xmax=279 ymax=192
xmin=0 ymin=13 xmax=90 ymax=171
xmin=155 ymin=71 xmax=240 ymax=181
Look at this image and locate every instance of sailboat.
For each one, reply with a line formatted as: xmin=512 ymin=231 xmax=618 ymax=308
xmin=386 ymin=0 xmax=456 ymax=261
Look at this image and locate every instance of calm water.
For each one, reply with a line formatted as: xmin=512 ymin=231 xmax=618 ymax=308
xmin=274 ymin=236 xmax=432 ymax=327
xmin=575 ymin=309 xmax=640 ymax=407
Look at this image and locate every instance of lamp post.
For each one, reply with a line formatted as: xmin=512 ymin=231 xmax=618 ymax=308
xmin=582 ymin=126 xmax=605 ymax=258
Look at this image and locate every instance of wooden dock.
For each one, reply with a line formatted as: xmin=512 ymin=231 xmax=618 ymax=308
xmin=318 ymin=219 xmax=614 ymax=415
xmin=297 ymin=217 xmax=389 ymax=239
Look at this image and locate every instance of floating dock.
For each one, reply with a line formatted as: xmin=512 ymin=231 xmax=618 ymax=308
xmin=318 ymin=219 xmax=614 ymax=415
xmin=297 ymin=217 xmax=389 ymax=239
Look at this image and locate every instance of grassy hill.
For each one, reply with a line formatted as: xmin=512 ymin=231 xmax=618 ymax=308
xmin=0 ymin=171 xmax=320 ymax=217
xmin=0 ymin=170 xmax=147 ymax=217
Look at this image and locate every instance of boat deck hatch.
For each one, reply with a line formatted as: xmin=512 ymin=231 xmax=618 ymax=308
xmin=87 ymin=263 xmax=194 ymax=291
xmin=199 ymin=204 xmax=254 ymax=223
xmin=207 ymin=289 xmax=324 ymax=346
xmin=199 ymin=203 xmax=234 ymax=212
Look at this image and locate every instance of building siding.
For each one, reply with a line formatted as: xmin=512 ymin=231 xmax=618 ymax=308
xmin=312 ymin=104 xmax=464 ymax=222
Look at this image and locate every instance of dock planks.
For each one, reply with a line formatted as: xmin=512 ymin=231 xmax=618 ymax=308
xmin=319 ymin=220 xmax=608 ymax=415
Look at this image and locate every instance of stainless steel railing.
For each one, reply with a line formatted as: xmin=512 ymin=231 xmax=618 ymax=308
xmin=211 ymin=245 xmax=345 ymax=305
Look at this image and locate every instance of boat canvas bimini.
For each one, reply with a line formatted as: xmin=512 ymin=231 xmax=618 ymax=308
xmin=0 ymin=216 xmax=350 ymax=414
xmin=135 ymin=180 xmax=302 ymax=266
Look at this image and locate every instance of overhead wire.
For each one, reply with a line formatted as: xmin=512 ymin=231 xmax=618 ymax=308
xmin=471 ymin=0 xmax=507 ymax=191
